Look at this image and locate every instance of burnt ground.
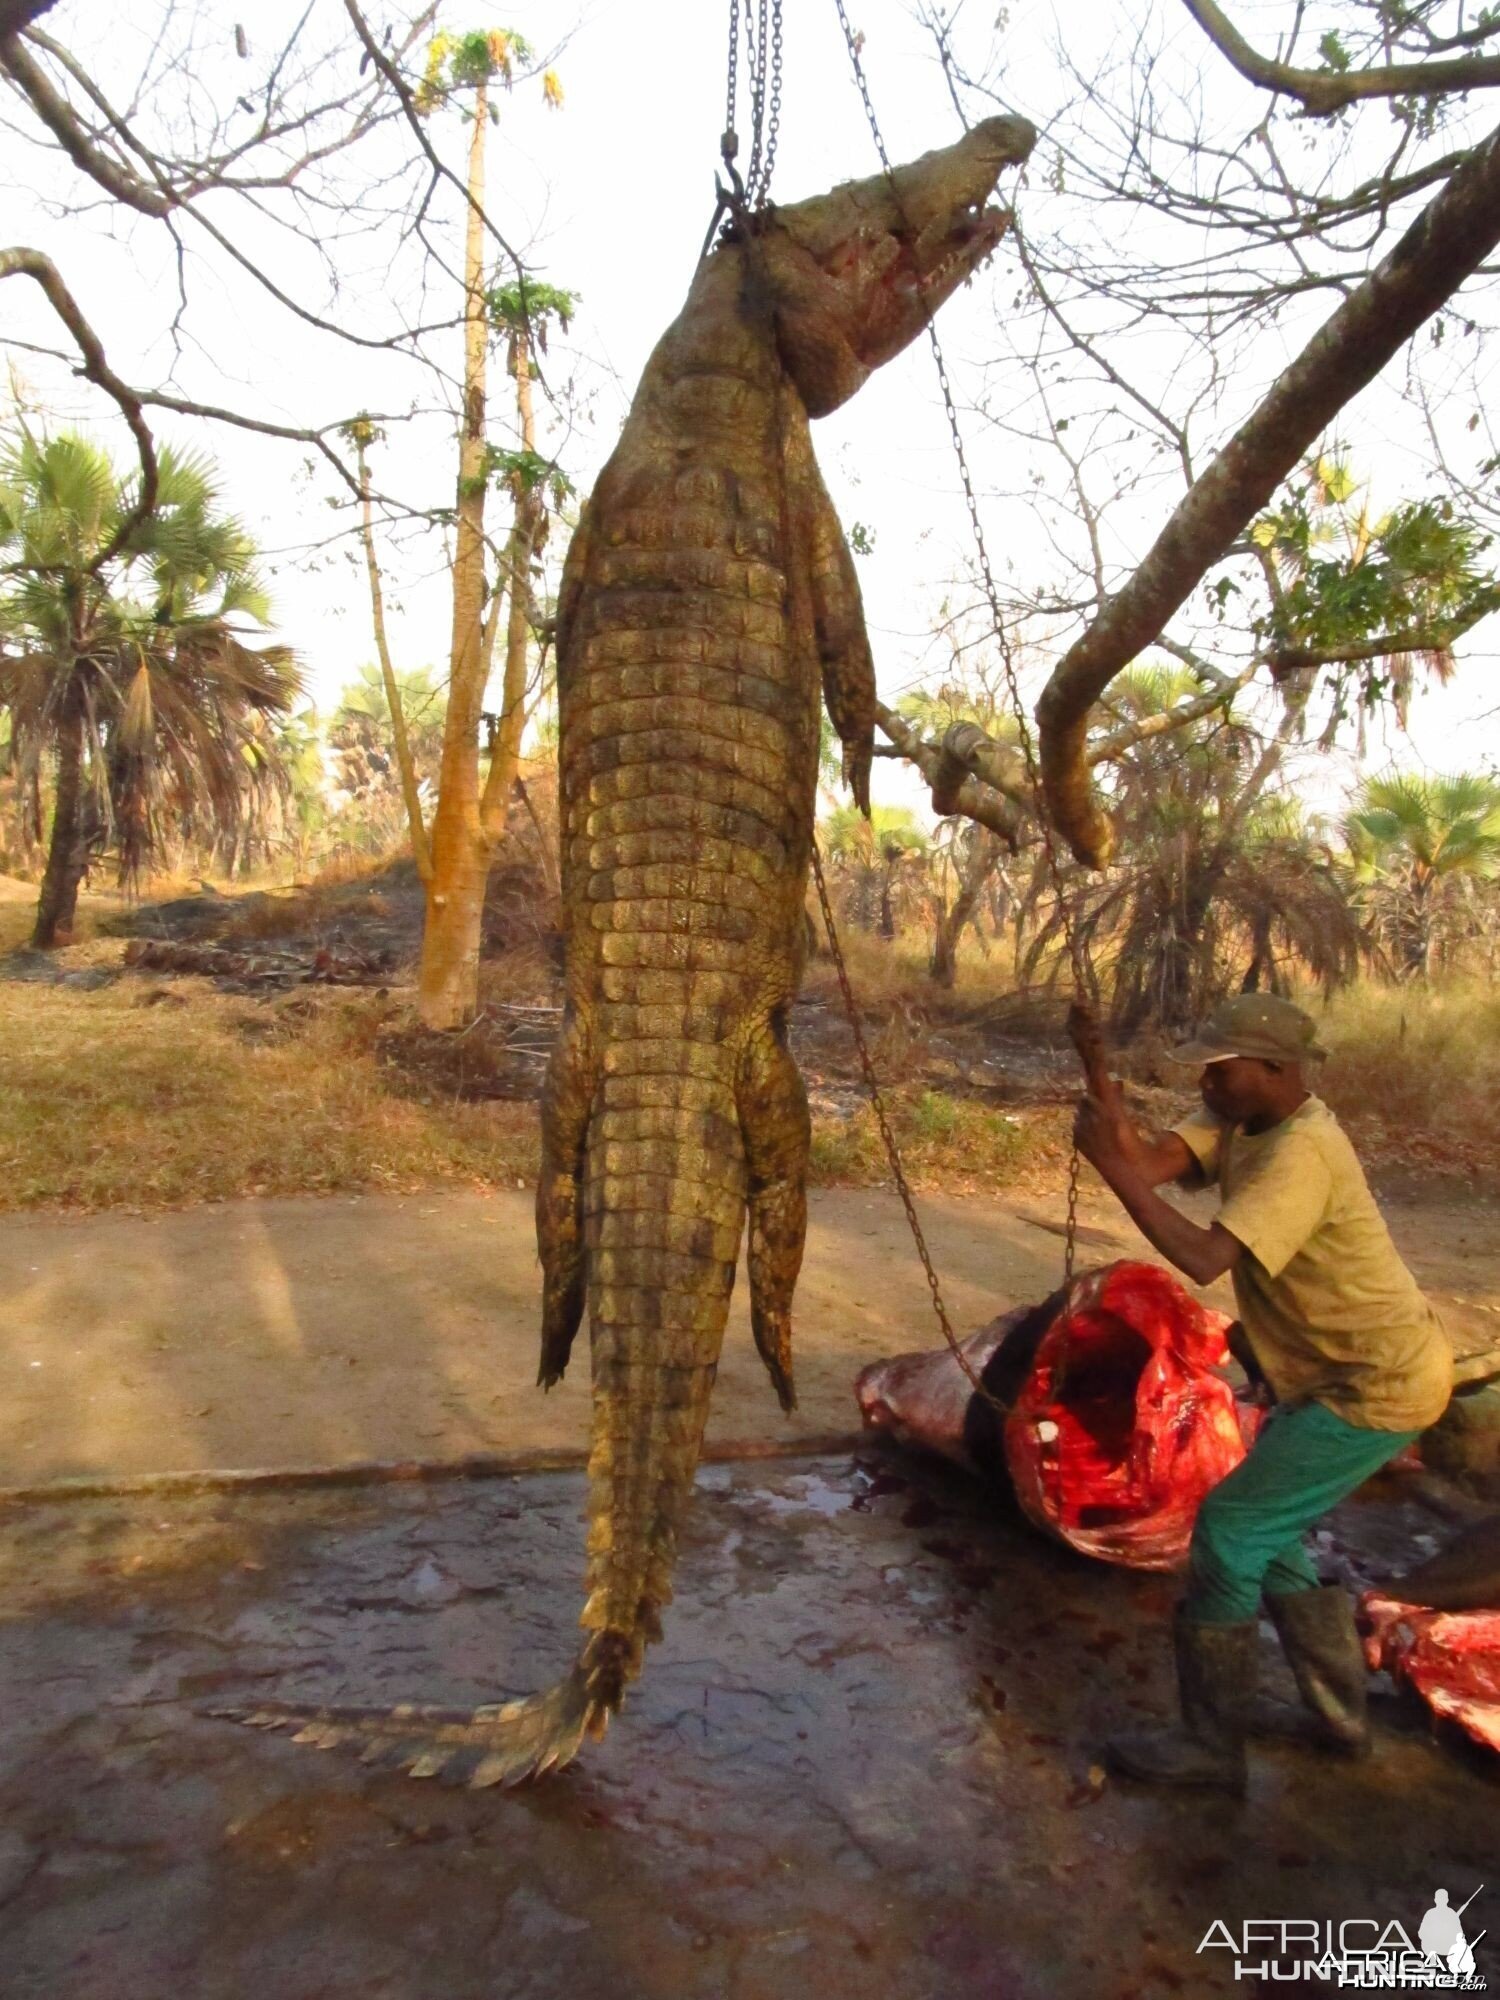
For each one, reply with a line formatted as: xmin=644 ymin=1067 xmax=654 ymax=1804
xmin=0 ymin=1447 xmax=1491 ymax=2000
xmin=0 ymin=861 xmax=1086 ymax=1114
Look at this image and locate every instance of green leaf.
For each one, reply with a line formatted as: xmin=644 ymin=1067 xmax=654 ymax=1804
xmin=1317 ymin=29 xmax=1350 ymax=71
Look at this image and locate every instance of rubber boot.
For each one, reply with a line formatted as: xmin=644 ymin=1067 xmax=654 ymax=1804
xmin=1104 ymin=1612 xmax=1255 ymax=1794
xmin=1261 ymin=1586 xmax=1371 ymax=1756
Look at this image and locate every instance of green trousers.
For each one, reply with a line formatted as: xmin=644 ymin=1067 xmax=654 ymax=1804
xmin=1185 ymin=1399 xmax=1420 ymax=1625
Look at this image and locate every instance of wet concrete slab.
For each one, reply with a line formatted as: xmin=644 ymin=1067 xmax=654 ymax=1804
xmin=0 ymin=1451 xmax=1491 ymax=2000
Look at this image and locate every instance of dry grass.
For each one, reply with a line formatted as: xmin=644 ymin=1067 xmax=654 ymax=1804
xmin=0 ymin=978 xmax=539 ymax=1211
xmin=0 ymin=946 xmax=1059 ymax=1214
xmin=801 ymin=921 xmax=1022 ymax=1024
xmin=7 ymin=888 xmax=1495 ymax=1219
xmin=1315 ymin=979 xmax=1500 ymax=1177
xmin=0 ymin=901 xmax=35 ymax=954
xmin=308 ymin=848 xmax=398 ymax=892
xmin=810 ymin=1087 xmax=1065 ymax=1194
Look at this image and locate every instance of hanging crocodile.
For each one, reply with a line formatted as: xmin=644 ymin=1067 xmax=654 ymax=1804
xmin=222 ymin=113 xmax=1036 ymax=1784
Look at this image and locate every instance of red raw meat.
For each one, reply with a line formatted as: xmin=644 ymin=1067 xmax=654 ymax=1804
xmin=854 ymin=1263 xmax=1245 ymax=1570
xmin=1003 ymin=1262 xmax=1244 ymax=1571
xmin=1360 ymin=1593 xmax=1500 ymax=1755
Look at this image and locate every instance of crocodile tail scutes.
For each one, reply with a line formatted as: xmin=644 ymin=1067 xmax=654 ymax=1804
xmin=207 ymin=1651 xmax=617 ymax=1787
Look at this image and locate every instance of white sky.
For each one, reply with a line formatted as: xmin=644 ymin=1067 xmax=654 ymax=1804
xmin=4 ymin=0 xmax=1498 ymax=826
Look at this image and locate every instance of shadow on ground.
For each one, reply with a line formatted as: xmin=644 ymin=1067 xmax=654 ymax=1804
xmin=0 ymin=1448 xmax=1490 ymax=2000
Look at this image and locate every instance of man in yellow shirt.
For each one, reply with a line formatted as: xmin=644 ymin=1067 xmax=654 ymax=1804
xmin=1072 ymin=993 xmax=1451 ymax=1793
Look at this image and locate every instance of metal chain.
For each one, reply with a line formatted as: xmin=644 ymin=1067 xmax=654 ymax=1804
xmin=758 ymin=1 xmax=784 ymax=203
xmin=811 ymin=843 xmax=1013 ymax=1416
xmin=743 ymin=0 xmax=768 ymax=209
xmin=720 ymin=0 xmax=783 ymax=211
xmin=831 ymin=0 xmax=1090 ymax=1289
xmin=724 ymin=0 xmax=739 ymax=148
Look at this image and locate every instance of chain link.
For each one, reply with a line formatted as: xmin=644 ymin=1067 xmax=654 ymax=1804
xmin=724 ymin=0 xmax=740 ymax=146
xmin=744 ymin=1 xmax=767 ymax=207
xmin=811 ymin=843 xmax=1014 ymax=1416
xmin=759 ymin=2 xmax=783 ymax=202
xmin=830 ymin=0 xmax=1090 ymax=1291
xmin=721 ymin=0 xmax=783 ymax=210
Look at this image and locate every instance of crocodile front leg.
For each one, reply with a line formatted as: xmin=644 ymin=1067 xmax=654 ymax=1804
xmin=790 ymin=419 xmax=877 ymax=814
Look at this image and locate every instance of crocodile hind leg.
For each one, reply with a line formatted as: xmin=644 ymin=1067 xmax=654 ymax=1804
xmin=737 ymin=1009 xmax=811 ymax=1412
xmin=536 ymin=1009 xmax=597 ymax=1388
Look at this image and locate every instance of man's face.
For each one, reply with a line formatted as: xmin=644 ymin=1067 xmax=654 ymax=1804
xmin=1199 ymin=1055 xmax=1280 ymax=1124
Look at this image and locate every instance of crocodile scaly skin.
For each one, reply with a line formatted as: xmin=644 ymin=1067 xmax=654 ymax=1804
xmin=218 ymin=114 xmax=1036 ymax=1783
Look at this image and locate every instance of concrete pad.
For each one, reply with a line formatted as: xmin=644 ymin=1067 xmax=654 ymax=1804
xmin=0 ymin=1449 xmax=1490 ymax=1998
xmin=0 ymin=1187 xmax=1076 ymax=1483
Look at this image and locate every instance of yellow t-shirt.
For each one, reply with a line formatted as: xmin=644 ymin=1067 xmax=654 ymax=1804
xmin=1173 ymin=1096 xmax=1451 ymax=1433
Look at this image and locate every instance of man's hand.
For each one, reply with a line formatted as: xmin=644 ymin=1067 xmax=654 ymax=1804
xmin=1073 ymin=1090 xmax=1138 ymax=1180
xmin=1070 ymin=1089 xmax=1244 ymax=1290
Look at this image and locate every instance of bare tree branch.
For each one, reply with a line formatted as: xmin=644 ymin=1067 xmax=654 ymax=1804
xmin=1 ymin=34 xmax=173 ymax=213
xmin=1036 ymin=113 xmax=1500 ymax=866
xmin=0 ymin=246 xmax=158 ymax=568
xmin=1181 ymin=0 xmax=1500 ymax=116
xmin=875 ymin=702 xmax=1026 ymax=845
xmin=1090 ymin=661 xmax=1260 ymax=760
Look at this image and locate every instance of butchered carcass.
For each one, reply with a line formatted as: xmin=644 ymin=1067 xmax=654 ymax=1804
xmin=856 ymin=1261 xmax=1247 ymax=1571
xmin=1360 ymin=1513 xmax=1500 ymax=1756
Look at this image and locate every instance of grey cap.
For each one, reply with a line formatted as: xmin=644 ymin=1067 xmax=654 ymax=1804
xmin=1170 ymin=994 xmax=1328 ymax=1067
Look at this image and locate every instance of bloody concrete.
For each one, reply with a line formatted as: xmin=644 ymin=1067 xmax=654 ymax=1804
xmin=0 ymin=1448 xmax=1490 ymax=1999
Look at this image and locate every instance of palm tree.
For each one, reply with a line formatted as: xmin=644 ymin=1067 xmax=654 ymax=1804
xmin=0 ymin=429 xmax=301 ymax=944
xmin=1346 ymin=770 xmax=1500 ymax=977
xmin=327 ymin=662 xmax=446 ymax=857
xmin=820 ymin=802 xmax=929 ymax=936
xmin=1022 ymin=667 xmax=1363 ymax=1031
xmin=218 ymin=706 xmax=326 ymax=878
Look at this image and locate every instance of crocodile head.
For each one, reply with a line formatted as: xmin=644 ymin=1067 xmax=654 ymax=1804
xmin=740 ymin=114 xmax=1036 ymax=416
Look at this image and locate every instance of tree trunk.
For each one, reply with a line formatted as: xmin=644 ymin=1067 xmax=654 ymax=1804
xmin=418 ymin=81 xmax=492 ymax=1030
xmin=33 ymin=692 xmax=86 ymax=948
xmin=1410 ymin=877 xmax=1435 ymax=980
xmin=1036 ymin=115 xmax=1500 ymax=866
xmin=356 ymin=433 xmax=432 ymax=885
xmin=929 ymin=829 xmax=1002 ymax=988
xmin=479 ymin=319 xmax=546 ymax=847
xmin=1241 ymin=912 xmax=1272 ymax=993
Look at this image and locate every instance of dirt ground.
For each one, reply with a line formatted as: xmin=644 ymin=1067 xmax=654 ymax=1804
xmin=2 ymin=1183 xmax=1498 ymax=1487
xmin=0 ymin=1450 xmax=1493 ymax=2000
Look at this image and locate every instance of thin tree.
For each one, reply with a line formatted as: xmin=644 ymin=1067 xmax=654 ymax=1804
xmin=346 ymin=31 xmax=569 ymax=1027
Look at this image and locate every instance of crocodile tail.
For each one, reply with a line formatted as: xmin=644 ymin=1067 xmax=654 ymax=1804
xmin=214 ymin=1078 xmax=743 ymax=1787
xmin=572 ymin=1073 xmax=745 ymax=1715
xmin=209 ymin=1665 xmax=601 ymax=1787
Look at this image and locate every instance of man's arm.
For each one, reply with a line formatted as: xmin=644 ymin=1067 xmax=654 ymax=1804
xmin=1086 ymin=1087 xmax=1203 ymax=1189
xmin=1074 ymin=1093 xmax=1244 ymax=1288
xmin=1131 ymin=1127 xmax=1201 ymax=1188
